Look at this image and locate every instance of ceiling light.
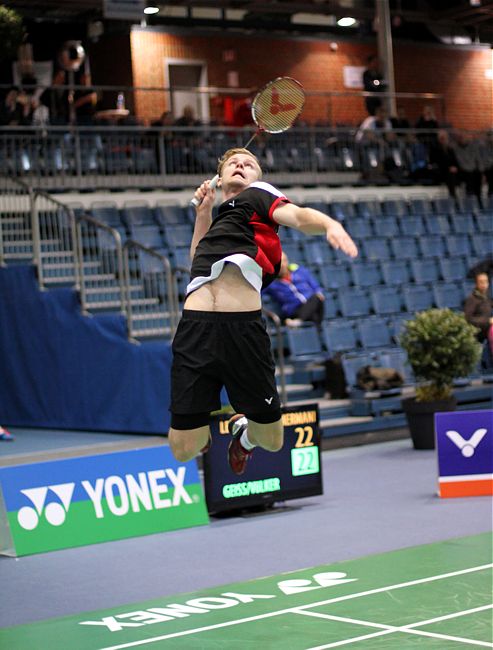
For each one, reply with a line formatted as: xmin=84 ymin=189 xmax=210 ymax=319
xmin=143 ymin=6 xmax=160 ymax=15
xmin=337 ymin=16 xmax=356 ymax=27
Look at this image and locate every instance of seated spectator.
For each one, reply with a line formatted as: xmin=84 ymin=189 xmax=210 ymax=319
xmin=0 ymin=425 xmax=14 ymax=441
xmin=390 ymin=106 xmax=410 ymax=134
xmin=355 ymin=106 xmax=392 ymax=143
xmin=429 ymin=130 xmax=460 ymax=199
xmin=463 ymin=272 xmax=493 ymax=366
xmin=383 ymin=130 xmax=408 ymax=183
xmin=453 ymin=131 xmax=482 ymax=203
xmin=415 ymin=105 xmax=439 ymax=146
xmin=263 ymin=252 xmax=325 ymax=327
xmin=174 ymin=105 xmax=201 ymax=127
xmin=478 ymin=131 xmax=493 ymax=200
xmin=0 ymin=82 xmax=36 ymax=126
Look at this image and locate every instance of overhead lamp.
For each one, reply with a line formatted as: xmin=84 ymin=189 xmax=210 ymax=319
xmin=143 ymin=6 xmax=160 ymax=15
xmin=337 ymin=16 xmax=356 ymax=27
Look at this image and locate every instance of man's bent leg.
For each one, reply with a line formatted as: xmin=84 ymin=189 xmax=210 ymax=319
xmin=168 ymin=425 xmax=211 ymax=462
xmin=228 ymin=415 xmax=283 ymax=475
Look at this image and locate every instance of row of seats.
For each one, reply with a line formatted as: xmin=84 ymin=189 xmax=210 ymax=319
xmin=263 ymin=281 xmax=470 ymax=322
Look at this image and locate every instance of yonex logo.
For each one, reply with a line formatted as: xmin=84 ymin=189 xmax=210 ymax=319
xmin=228 ymin=200 xmax=235 ymax=207
xmin=265 ymin=397 xmax=274 ymax=405
xmin=446 ymin=428 xmax=488 ymax=458
xmin=17 ymin=483 xmax=75 ymax=530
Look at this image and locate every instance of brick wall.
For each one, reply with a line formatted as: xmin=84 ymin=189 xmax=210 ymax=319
xmin=127 ymin=29 xmax=491 ymax=130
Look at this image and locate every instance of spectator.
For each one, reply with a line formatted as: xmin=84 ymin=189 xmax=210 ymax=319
xmin=362 ymin=55 xmax=386 ymax=116
xmin=174 ymin=105 xmax=201 ymax=127
xmin=478 ymin=131 xmax=493 ymax=200
xmin=0 ymin=82 xmax=36 ymax=126
xmin=391 ymin=106 xmax=410 ymax=133
xmin=415 ymin=105 xmax=439 ymax=149
xmin=429 ymin=130 xmax=461 ymax=199
xmin=454 ymin=131 xmax=482 ymax=203
xmin=263 ymin=252 xmax=325 ymax=327
xmin=355 ymin=105 xmax=392 ymax=143
xmin=0 ymin=425 xmax=14 ymax=441
xmin=463 ymin=272 xmax=493 ymax=366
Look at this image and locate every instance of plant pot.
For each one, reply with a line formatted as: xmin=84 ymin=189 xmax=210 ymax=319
xmin=402 ymin=396 xmax=457 ymax=450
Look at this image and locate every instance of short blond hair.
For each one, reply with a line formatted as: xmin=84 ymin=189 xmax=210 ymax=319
xmin=217 ymin=148 xmax=262 ymax=178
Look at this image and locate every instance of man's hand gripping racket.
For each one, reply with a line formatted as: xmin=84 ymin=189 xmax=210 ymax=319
xmin=191 ymin=77 xmax=305 ymax=207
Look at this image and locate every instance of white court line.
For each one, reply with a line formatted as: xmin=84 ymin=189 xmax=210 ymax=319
xmin=98 ymin=563 xmax=493 ymax=650
xmin=298 ymin=604 xmax=493 ymax=649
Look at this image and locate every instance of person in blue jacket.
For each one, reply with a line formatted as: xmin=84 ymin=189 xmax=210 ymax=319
xmin=263 ymin=251 xmax=325 ymax=326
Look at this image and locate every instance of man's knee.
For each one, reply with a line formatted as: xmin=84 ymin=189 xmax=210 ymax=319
xmin=168 ymin=428 xmax=207 ymax=462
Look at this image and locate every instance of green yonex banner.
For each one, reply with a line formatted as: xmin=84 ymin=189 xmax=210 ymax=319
xmin=0 ymin=444 xmax=209 ymax=557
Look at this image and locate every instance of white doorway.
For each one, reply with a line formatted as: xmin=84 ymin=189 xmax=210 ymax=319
xmin=165 ymin=59 xmax=209 ymax=123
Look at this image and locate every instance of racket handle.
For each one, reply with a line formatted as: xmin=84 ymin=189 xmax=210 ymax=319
xmin=190 ymin=174 xmax=219 ymax=207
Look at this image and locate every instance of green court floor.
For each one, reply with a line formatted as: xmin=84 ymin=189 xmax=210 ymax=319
xmin=1 ymin=533 xmax=492 ymax=649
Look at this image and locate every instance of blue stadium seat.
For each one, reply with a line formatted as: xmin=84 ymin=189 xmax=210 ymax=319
xmin=285 ymin=325 xmax=325 ymax=364
xmin=438 ymin=257 xmax=467 ymax=283
xmin=445 ymin=234 xmax=471 ymax=258
xmin=338 ymin=288 xmax=372 ymax=318
xmin=340 ymin=351 xmax=379 ymax=392
xmin=433 ymin=282 xmax=465 ymax=310
xmin=425 ymin=215 xmax=451 ymax=235
xmin=301 ymin=239 xmax=334 ymax=266
xmin=362 ymin=238 xmax=391 ymax=261
xmin=475 ymin=214 xmax=493 ymax=235
xmin=348 ymin=218 xmax=374 ymax=239
xmin=322 ymin=292 xmax=339 ymax=319
xmin=372 ymin=216 xmax=400 ymax=238
xmin=121 ymin=201 xmax=155 ymax=227
xmin=318 ymin=263 xmax=352 ymax=290
xmin=399 ymin=215 xmax=426 ymax=237
xmin=357 ymin=317 xmax=394 ymax=350
xmin=403 ymin=285 xmax=434 ymax=312
xmin=449 ymin=214 xmax=473 ymax=235
xmin=356 ymin=198 xmax=381 ymax=219
xmin=378 ymin=348 xmax=415 ymax=385
xmin=172 ymin=247 xmax=191 ymax=270
xmin=154 ymin=204 xmax=190 ymax=226
xmin=419 ymin=235 xmax=446 ymax=258
xmin=370 ymin=286 xmax=403 ymax=315
xmin=408 ymin=196 xmax=433 ymax=216
xmin=130 ymin=225 xmax=164 ymax=249
xmin=389 ymin=314 xmax=414 ymax=344
xmin=350 ymin=261 xmax=382 ymax=288
xmin=470 ymin=235 xmax=492 ymax=258
xmin=282 ymin=241 xmax=303 ymax=263
xmin=410 ymin=258 xmax=440 ymax=284
xmin=91 ymin=201 xmax=123 ymax=228
xmin=163 ymin=224 xmax=193 ymax=248
xmin=459 ymin=195 xmax=481 ymax=213
xmin=322 ymin=320 xmax=359 ymax=355
xmin=380 ymin=260 xmax=411 ymax=286
xmin=434 ymin=197 xmax=457 ymax=215
xmin=329 ymin=199 xmax=356 ymax=221
xmin=381 ymin=198 xmax=408 ymax=217
xmin=390 ymin=236 xmax=420 ymax=260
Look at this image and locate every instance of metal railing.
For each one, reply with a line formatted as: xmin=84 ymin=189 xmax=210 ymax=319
xmin=76 ymin=214 xmax=126 ymax=315
xmin=123 ymin=240 xmax=178 ymax=340
xmin=0 ymin=176 xmax=33 ymax=267
xmin=1 ymin=123 xmax=477 ymax=191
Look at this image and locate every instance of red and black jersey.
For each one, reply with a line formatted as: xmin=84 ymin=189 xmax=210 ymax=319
xmin=189 ymin=181 xmax=289 ymax=290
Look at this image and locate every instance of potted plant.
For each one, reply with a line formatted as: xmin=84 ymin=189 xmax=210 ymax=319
xmin=400 ymin=308 xmax=481 ymax=450
xmin=0 ymin=6 xmax=24 ymax=62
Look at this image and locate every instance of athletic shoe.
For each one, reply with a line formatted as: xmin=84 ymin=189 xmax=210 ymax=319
xmin=200 ymin=435 xmax=212 ymax=454
xmin=0 ymin=426 xmax=14 ymax=441
xmin=227 ymin=414 xmax=253 ymax=475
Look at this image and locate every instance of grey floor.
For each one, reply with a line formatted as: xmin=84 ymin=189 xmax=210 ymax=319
xmin=0 ymin=428 xmax=492 ymax=628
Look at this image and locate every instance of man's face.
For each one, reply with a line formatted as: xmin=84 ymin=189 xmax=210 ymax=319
xmin=220 ymin=153 xmax=261 ymax=190
xmin=476 ymin=273 xmax=489 ymax=294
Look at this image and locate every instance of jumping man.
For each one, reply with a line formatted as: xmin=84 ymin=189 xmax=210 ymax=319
xmin=168 ymin=148 xmax=358 ymax=474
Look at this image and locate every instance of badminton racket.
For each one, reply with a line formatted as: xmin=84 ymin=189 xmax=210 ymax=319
xmin=191 ymin=76 xmax=305 ymax=206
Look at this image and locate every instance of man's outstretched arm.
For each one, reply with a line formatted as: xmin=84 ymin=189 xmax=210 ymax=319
xmin=273 ymin=203 xmax=358 ymax=259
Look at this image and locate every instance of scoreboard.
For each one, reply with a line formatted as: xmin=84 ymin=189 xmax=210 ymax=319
xmin=203 ymin=404 xmax=323 ymax=514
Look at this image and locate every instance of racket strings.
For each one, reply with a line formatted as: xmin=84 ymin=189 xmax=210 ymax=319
xmin=252 ymin=77 xmax=305 ymax=134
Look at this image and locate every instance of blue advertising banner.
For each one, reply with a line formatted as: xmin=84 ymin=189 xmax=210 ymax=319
xmin=435 ymin=409 xmax=493 ymax=498
xmin=0 ymin=444 xmax=209 ymax=556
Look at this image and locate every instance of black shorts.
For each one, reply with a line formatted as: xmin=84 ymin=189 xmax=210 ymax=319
xmin=170 ymin=310 xmax=281 ymax=426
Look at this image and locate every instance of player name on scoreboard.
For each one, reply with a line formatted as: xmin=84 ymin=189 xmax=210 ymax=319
xmin=218 ymin=409 xmax=317 ymax=434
